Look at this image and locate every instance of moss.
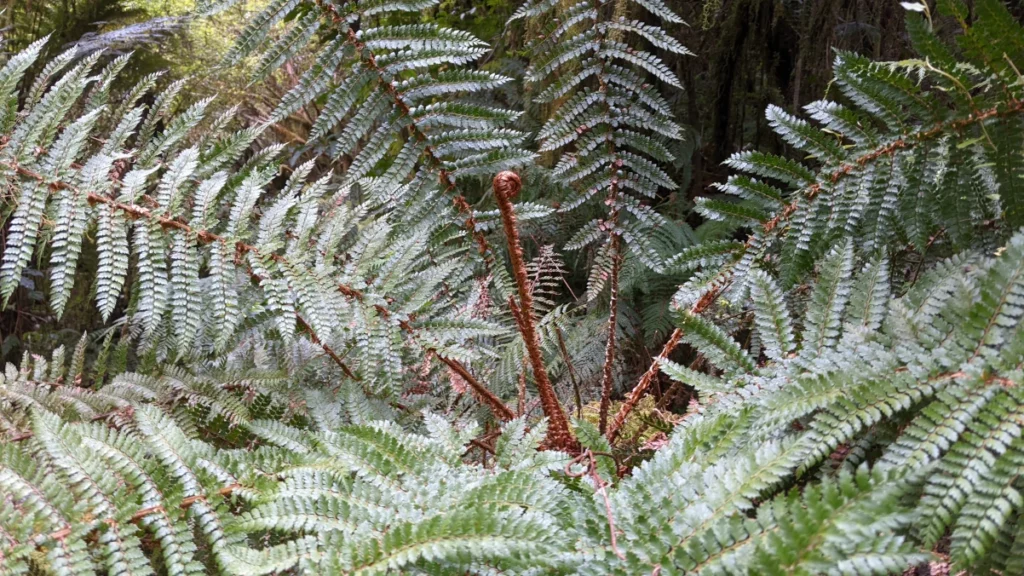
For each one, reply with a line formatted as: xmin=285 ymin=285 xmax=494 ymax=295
xmin=579 ymin=395 xmax=665 ymax=447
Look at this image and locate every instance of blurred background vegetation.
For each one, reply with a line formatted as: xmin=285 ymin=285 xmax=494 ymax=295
xmin=3 ymin=0 xmax=1020 ymax=367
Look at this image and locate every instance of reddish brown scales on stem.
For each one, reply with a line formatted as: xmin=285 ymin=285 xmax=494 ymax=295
xmin=295 ymin=315 xmax=358 ymax=380
xmin=130 ymin=484 xmax=239 ymax=522
xmin=7 ymin=157 xmax=514 ymax=423
xmin=761 ymin=97 xmax=1024 ymax=240
xmin=494 ymin=171 xmax=578 ymax=452
xmin=606 ymin=327 xmax=683 ymax=443
xmin=453 ymin=195 xmax=489 ymax=256
xmin=565 ymin=450 xmax=625 ymax=560
xmin=378 ymin=301 xmax=512 ymax=424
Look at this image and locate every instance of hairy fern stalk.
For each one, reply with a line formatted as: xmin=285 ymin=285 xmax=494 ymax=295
xmin=3 ymin=0 xmax=1024 ymax=574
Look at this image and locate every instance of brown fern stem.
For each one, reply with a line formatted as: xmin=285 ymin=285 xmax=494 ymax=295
xmin=387 ymin=314 xmax=513 ymax=424
xmin=598 ymin=234 xmax=621 ymax=435
xmin=761 ymin=97 xmax=1024 ymax=236
xmin=6 ymin=163 xmax=521 ymax=395
xmin=4 ymin=167 xmax=516 ymax=423
xmin=295 ymin=315 xmax=357 ymax=380
xmin=437 ymin=355 xmax=515 ymax=422
xmin=44 ymin=480 xmax=242 ymax=541
xmin=494 ymin=171 xmax=578 ymax=452
xmin=129 ymin=484 xmax=240 ymax=523
xmin=606 ymin=327 xmax=682 ymax=444
xmin=565 ymin=450 xmax=625 ymax=560
xmin=593 ymin=7 xmax=623 ymax=436
xmin=517 ymin=358 xmax=528 ymax=417
xmin=555 ymin=326 xmax=584 ymax=419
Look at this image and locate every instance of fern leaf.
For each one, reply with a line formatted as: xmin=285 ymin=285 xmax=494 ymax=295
xmin=749 ymin=268 xmax=795 ymax=361
xmin=675 ymin=310 xmax=756 ymax=374
xmin=799 ymin=240 xmax=855 ymax=362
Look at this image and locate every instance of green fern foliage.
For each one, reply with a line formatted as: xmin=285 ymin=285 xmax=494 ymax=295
xmin=221 ymin=0 xmax=532 ymax=192
xmin=685 ymin=0 xmax=1024 ymax=314
xmin=6 ymin=1 xmax=1024 ymax=575
xmin=647 ymin=3 xmax=1024 ymax=573
xmin=0 ymin=347 xmax=936 ymax=576
xmin=1 ymin=356 xmax=572 ymax=575
xmin=635 ymin=190 xmax=1024 ymax=573
xmin=0 ymin=38 xmax=515 ymax=402
xmin=512 ymin=0 xmax=689 ymax=278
